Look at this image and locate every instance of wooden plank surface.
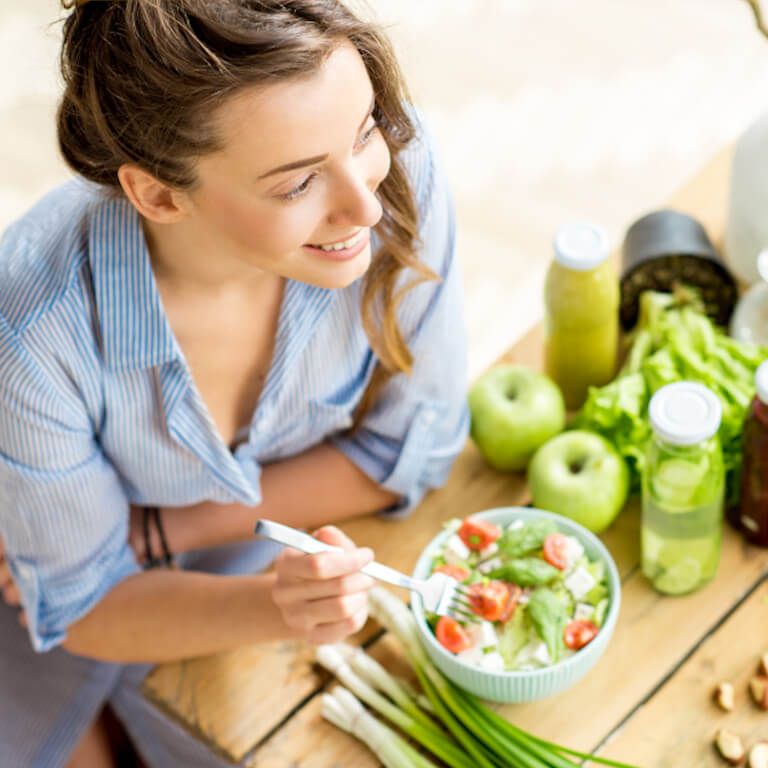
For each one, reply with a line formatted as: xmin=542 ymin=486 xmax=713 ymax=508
xmin=145 ymin=145 xmax=740 ymax=765
xmin=594 ymin=578 xmax=768 ymax=768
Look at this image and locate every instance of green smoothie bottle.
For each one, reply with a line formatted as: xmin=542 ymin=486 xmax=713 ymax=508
xmin=642 ymin=382 xmax=725 ymax=596
xmin=544 ymin=223 xmax=619 ymax=410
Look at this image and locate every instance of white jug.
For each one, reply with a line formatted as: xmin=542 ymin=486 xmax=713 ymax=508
xmin=725 ymin=111 xmax=768 ymax=285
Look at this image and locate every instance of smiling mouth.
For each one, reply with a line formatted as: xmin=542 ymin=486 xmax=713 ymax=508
xmin=306 ymin=230 xmax=365 ymax=252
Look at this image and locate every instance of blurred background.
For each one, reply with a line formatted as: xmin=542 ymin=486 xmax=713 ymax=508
xmin=2 ymin=0 xmax=768 ymax=378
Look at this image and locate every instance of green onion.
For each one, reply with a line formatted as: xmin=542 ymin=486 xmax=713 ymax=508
xmin=321 ymin=685 xmax=436 ymax=768
xmin=367 ymin=587 xmax=641 ymax=768
xmin=315 ymin=644 xmax=473 ymax=768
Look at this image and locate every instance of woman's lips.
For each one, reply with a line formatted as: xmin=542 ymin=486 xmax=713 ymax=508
xmin=302 ymin=229 xmax=370 ymax=262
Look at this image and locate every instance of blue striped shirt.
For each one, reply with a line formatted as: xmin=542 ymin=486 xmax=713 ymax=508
xmin=0 ymin=121 xmax=469 ymax=652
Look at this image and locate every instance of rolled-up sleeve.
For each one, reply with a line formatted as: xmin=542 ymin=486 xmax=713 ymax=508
xmin=0 ymin=321 xmax=139 ymax=652
xmin=331 ymin=118 xmax=470 ymax=518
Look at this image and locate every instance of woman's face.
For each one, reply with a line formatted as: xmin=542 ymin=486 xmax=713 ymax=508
xmin=184 ymin=41 xmax=391 ymax=290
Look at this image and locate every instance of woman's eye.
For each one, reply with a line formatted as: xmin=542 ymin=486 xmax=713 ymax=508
xmin=278 ymin=171 xmax=319 ymax=201
xmin=276 ymin=122 xmax=378 ymax=202
xmin=355 ymin=122 xmax=379 ymax=150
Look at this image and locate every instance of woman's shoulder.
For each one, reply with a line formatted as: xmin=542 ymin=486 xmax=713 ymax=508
xmin=0 ymin=177 xmax=103 ymax=334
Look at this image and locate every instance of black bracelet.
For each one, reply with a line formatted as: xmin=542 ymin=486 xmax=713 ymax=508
xmin=142 ymin=506 xmax=174 ymax=569
xmin=153 ymin=507 xmax=174 ymax=567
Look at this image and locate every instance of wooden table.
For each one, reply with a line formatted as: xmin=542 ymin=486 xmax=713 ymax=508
xmin=143 ymin=146 xmax=768 ymax=767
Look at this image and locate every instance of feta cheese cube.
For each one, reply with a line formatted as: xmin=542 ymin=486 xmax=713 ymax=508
xmin=574 ymin=602 xmax=595 ymax=622
xmin=516 ymin=639 xmax=551 ymax=667
xmin=564 ymin=566 xmax=596 ymax=601
xmin=517 ymin=590 xmax=531 ymax=605
xmin=477 ymin=556 xmax=502 ymax=574
xmin=507 ymin=520 xmax=525 ymax=531
xmin=562 ymin=536 xmax=585 ymax=571
xmin=444 ymin=535 xmax=470 ymax=566
xmin=477 ymin=621 xmax=498 ymax=649
xmin=479 ymin=651 xmax=506 ymax=673
xmin=531 ymin=641 xmax=552 ymax=666
xmin=465 ymin=622 xmax=499 ymax=653
xmin=479 ymin=541 xmax=499 ymax=559
xmin=455 ymin=646 xmax=485 ymax=666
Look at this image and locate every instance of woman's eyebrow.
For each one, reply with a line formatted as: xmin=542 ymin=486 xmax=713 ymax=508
xmin=257 ymin=93 xmax=376 ymax=180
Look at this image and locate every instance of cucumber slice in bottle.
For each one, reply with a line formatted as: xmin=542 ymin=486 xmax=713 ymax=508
xmin=650 ymin=458 xmax=708 ymax=510
xmin=653 ymin=556 xmax=702 ymax=595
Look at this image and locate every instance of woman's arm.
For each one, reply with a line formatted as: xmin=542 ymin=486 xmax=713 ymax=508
xmin=62 ymin=569 xmax=296 ymax=662
xmin=145 ymin=442 xmax=399 ymax=557
xmin=61 ymin=526 xmax=374 ymax=663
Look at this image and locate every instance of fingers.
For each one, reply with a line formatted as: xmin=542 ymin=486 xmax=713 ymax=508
xmin=0 ymin=555 xmax=11 ymax=589
xmin=273 ymin=572 xmax=375 ymax=604
xmin=274 ymin=527 xmax=373 ymax=583
xmin=311 ymin=525 xmax=357 ymax=551
xmin=3 ymin=583 xmax=20 ymax=606
xmin=301 ymin=591 xmax=369 ymax=626
xmin=307 ymin=606 xmax=369 ymax=645
xmin=270 ymin=526 xmax=376 ymax=643
xmin=0 ymin=545 xmax=22 ymax=608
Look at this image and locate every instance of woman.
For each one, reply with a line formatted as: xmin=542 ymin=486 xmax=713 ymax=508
xmin=0 ymin=1 xmax=468 ymax=765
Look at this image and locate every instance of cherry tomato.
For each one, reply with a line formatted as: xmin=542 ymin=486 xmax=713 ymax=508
xmin=543 ymin=533 xmax=570 ymax=570
xmin=564 ymin=619 xmax=599 ymax=650
xmin=434 ymin=563 xmax=470 ymax=581
xmin=498 ymin=584 xmax=522 ymax=624
xmin=458 ymin=517 xmax=501 ymax=551
xmin=435 ymin=616 xmax=472 ymax=654
xmin=467 ymin=580 xmax=510 ymax=622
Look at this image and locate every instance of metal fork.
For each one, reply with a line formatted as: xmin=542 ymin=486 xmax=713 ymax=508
xmin=255 ymin=519 xmax=479 ymax=623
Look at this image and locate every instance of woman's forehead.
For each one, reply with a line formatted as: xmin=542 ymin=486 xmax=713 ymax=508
xmin=210 ymin=42 xmax=374 ymax=172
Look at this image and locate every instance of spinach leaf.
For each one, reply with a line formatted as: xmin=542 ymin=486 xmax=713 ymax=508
xmin=487 ymin=557 xmax=561 ymax=587
xmin=496 ymin=519 xmax=558 ymax=559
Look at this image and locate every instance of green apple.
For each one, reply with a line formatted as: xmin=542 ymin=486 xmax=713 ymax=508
xmin=528 ymin=430 xmax=629 ymax=533
xmin=468 ymin=365 xmax=566 ymax=471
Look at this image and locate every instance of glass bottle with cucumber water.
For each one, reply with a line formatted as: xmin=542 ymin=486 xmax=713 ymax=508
xmin=642 ymin=382 xmax=725 ymax=595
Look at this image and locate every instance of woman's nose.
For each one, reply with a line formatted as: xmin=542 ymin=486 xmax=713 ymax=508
xmin=326 ymin=169 xmax=383 ymax=229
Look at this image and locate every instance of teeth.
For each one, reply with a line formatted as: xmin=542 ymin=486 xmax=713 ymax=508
xmin=312 ymin=231 xmax=363 ymax=251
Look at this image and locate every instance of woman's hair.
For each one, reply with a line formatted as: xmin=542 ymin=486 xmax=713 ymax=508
xmin=57 ymin=0 xmax=438 ymax=428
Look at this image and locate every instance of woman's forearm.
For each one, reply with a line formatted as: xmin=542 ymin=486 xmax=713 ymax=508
xmin=62 ymin=569 xmax=302 ymax=663
xmin=167 ymin=442 xmax=399 ymax=553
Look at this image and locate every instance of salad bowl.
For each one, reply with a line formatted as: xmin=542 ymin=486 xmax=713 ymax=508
xmin=410 ymin=506 xmax=621 ymax=703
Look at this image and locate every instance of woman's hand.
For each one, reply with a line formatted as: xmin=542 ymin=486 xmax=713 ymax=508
xmin=271 ymin=526 xmax=375 ymax=645
xmin=0 ymin=537 xmax=27 ymax=627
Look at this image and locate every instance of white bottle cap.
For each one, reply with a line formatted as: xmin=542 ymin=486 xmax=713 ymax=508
xmin=756 ymin=360 xmax=768 ymax=405
xmin=553 ymin=223 xmax=610 ymax=271
xmin=649 ymin=382 xmax=722 ymax=446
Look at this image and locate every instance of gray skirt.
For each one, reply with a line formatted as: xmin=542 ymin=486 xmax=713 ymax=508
xmin=0 ymin=538 xmax=285 ymax=768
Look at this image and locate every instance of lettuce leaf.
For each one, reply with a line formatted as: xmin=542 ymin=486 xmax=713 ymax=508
xmin=574 ymin=288 xmax=768 ymax=502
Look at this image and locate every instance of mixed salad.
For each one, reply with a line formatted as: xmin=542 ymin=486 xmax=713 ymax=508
xmin=426 ymin=515 xmax=611 ymax=673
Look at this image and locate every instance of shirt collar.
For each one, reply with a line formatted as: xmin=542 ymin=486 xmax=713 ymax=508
xmin=88 ymin=195 xmax=181 ymax=370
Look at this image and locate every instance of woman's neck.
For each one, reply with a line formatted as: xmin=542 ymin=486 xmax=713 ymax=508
xmin=141 ymin=215 xmax=278 ymax=299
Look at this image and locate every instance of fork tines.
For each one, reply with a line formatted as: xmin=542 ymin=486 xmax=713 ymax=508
xmin=446 ymin=583 xmax=480 ymax=624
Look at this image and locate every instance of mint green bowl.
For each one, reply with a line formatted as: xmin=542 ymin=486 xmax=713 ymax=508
xmin=410 ymin=506 xmax=621 ymax=703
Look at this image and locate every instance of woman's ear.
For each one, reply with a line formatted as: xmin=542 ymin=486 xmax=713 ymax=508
xmin=117 ymin=164 xmax=191 ymax=224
